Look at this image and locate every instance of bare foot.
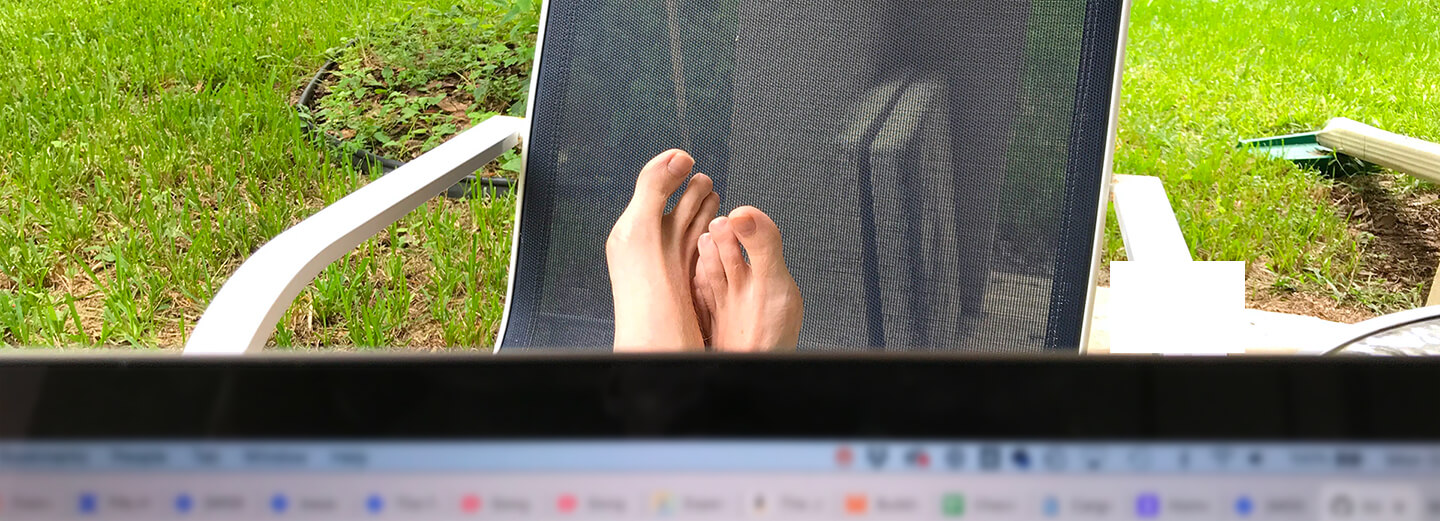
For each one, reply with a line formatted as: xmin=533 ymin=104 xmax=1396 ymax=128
xmin=693 ymin=206 xmax=803 ymax=351
xmin=608 ymin=149 xmax=720 ymax=352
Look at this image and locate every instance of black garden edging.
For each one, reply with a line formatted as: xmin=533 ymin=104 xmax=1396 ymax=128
xmin=296 ymin=58 xmax=514 ymax=199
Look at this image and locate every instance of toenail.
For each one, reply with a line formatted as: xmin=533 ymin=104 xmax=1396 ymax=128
xmin=732 ymin=215 xmax=756 ymax=236
xmin=666 ymin=151 xmax=689 ymax=176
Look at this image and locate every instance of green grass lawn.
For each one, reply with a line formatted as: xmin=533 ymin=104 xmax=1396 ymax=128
xmin=1 ymin=0 xmax=1438 ymax=348
xmin=1116 ymin=0 xmax=1440 ymax=315
xmin=0 ymin=0 xmax=530 ymax=348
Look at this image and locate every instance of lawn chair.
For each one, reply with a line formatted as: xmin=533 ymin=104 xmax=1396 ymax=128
xmin=185 ymin=0 xmax=1143 ymax=354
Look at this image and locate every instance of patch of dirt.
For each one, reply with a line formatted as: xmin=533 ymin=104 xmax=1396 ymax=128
xmin=1249 ymin=287 xmax=1374 ymax=324
xmin=1245 ymin=173 xmax=1440 ymax=323
xmin=1331 ymin=174 xmax=1440 ymax=290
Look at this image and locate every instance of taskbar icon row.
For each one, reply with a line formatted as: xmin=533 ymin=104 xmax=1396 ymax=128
xmin=3 ymin=487 xmax=1429 ymax=520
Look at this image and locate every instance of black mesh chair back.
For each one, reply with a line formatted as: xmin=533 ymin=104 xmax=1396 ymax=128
xmin=499 ymin=0 xmax=1126 ymax=351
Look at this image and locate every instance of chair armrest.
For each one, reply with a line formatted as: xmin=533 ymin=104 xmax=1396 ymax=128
xmin=1111 ymin=174 xmax=1192 ymax=262
xmin=183 ymin=115 xmax=527 ymax=355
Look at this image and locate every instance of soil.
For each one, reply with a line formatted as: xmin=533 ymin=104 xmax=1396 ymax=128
xmin=1247 ymin=173 xmax=1440 ymax=323
xmin=1248 ymin=281 xmax=1374 ymax=324
xmin=1331 ymin=174 xmax=1440 ymax=290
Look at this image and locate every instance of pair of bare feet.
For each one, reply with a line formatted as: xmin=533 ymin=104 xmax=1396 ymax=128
xmin=607 ymin=149 xmax=804 ymax=352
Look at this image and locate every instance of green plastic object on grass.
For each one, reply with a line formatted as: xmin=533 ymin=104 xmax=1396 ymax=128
xmin=1236 ymin=131 xmax=1335 ymax=169
xmin=1239 ymin=118 xmax=1440 ymax=180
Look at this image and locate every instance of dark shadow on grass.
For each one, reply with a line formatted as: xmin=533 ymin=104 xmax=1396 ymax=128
xmin=1329 ymin=170 xmax=1440 ymax=298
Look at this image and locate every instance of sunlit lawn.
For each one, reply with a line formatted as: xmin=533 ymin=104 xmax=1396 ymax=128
xmin=1113 ymin=0 xmax=1440 ymax=315
xmin=0 ymin=0 xmax=527 ymax=348
xmin=2 ymin=0 xmax=1438 ymax=348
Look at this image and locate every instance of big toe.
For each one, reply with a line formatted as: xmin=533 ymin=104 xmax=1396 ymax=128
xmin=629 ymin=149 xmax=694 ymax=213
xmin=727 ymin=206 xmax=787 ymax=275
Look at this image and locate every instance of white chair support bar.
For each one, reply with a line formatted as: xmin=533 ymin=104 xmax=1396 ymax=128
xmin=183 ymin=116 xmax=527 ymax=355
xmin=1111 ymin=173 xmax=1192 ymax=262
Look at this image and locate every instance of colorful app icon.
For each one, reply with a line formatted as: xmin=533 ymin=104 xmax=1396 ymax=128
xmin=1011 ymin=448 xmax=1032 ymax=470
xmin=270 ymin=493 xmax=289 ymax=514
xmin=844 ymin=494 xmax=868 ymax=515
xmin=1135 ymin=493 xmax=1160 ymax=518
xmin=1235 ymin=495 xmax=1254 ymax=517
xmin=78 ymin=492 xmax=98 ymax=515
xmin=366 ymin=494 xmax=384 ymax=515
xmin=651 ymin=492 xmax=676 ymax=516
xmin=905 ymin=447 xmax=930 ymax=469
xmin=1042 ymin=496 xmax=1060 ymax=517
xmin=836 ymin=446 xmax=854 ymax=467
xmin=175 ymin=493 xmax=194 ymax=514
xmin=557 ymin=494 xmax=578 ymax=514
xmin=941 ymin=493 xmax=964 ymax=517
xmin=460 ymin=494 xmax=482 ymax=514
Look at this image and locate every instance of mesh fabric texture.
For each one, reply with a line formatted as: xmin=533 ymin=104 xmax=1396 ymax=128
xmin=501 ymin=0 xmax=1124 ymax=351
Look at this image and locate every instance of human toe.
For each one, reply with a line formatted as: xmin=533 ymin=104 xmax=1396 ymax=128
xmin=628 ymin=149 xmax=694 ymax=213
xmin=668 ymin=173 xmax=713 ymax=233
xmin=708 ymin=217 xmax=750 ymax=284
xmin=698 ymin=232 xmax=729 ymax=305
xmin=727 ymin=206 xmax=787 ymax=276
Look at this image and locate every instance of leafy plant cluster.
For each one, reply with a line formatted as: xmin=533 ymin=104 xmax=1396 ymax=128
xmin=304 ymin=0 xmax=539 ymax=165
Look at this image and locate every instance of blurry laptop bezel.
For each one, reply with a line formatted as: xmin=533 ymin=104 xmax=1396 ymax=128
xmin=1 ymin=356 xmax=1439 ymax=440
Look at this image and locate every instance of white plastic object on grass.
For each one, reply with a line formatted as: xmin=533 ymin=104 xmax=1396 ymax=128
xmin=1318 ymin=117 xmax=1440 ymax=184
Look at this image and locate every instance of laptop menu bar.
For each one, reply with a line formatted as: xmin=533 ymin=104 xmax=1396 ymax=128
xmin=2 ymin=442 xmax=1439 ymax=474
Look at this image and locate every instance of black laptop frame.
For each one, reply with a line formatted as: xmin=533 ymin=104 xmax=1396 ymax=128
xmin=2 ymin=357 xmax=1439 ymax=440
